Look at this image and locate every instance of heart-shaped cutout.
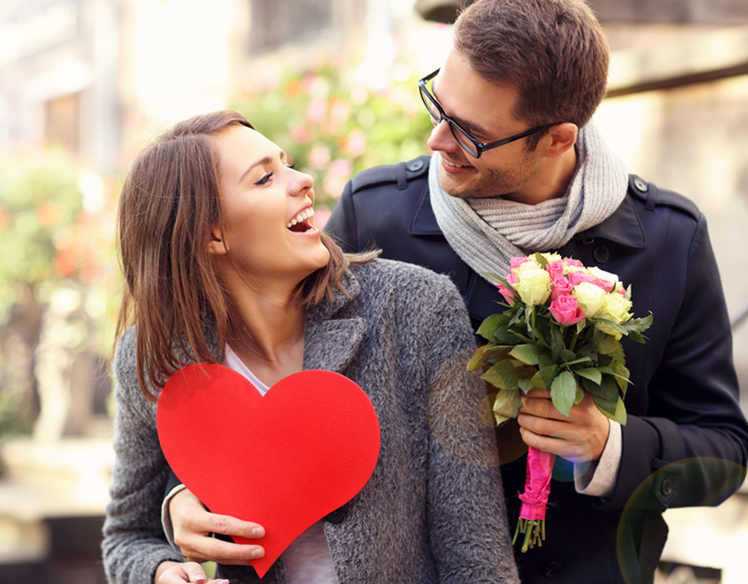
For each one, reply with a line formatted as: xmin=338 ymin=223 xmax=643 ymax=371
xmin=157 ymin=364 xmax=381 ymax=577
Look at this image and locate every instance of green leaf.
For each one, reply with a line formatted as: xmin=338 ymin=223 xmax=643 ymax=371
xmin=551 ymin=371 xmax=577 ymax=417
xmin=609 ymin=361 xmax=631 ymax=391
xmin=477 ymin=313 xmax=510 ymax=342
xmin=628 ymin=330 xmax=645 ymax=344
xmin=595 ymin=395 xmax=628 ymax=425
xmin=574 ymin=385 xmax=585 ymax=405
xmin=563 ymin=357 xmax=593 ymax=367
xmin=551 ymin=327 xmax=564 ymax=363
xmin=598 ymin=366 xmax=630 ymax=384
xmin=596 ymin=333 xmax=620 ymax=355
xmin=518 ymin=376 xmax=537 ymax=393
xmin=575 ymin=367 xmax=602 ymax=385
xmin=589 ymin=375 xmax=621 ymax=417
xmin=481 ymin=359 xmax=524 ymax=391
xmin=468 ymin=345 xmax=514 ymax=372
xmin=538 ymin=349 xmax=554 ymax=370
xmin=560 ymin=349 xmax=577 ymax=363
xmin=532 ymin=252 xmax=549 ymax=267
xmin=494 ymin=327 xmax=528 ymax=345
xmin=592 ymin=393 xmax=616 ymax=417
xmin=509 ymin=343 xmax=540 ymax=365
xmin=529 ymin=371 xmax=546 ymax=390
xmin=492 ymin=388 xmax=523 ymax=425
xmin=536 ymin=364 xmax=559 ymax=392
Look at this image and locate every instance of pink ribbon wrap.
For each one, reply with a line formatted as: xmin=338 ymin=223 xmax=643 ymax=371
xmin=518 ymin=447 xmax=555 ymax=521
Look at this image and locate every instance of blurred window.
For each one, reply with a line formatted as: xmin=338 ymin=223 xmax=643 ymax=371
xmin=248 ymin=0 xmax=333 ymax=52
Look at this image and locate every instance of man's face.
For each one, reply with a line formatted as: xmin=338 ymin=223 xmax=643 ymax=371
xmin=425 ymin=50 xmax=545 ymax=202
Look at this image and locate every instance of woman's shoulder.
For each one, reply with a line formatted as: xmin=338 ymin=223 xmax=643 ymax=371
xmin=350 ymin=257 xmax=455 ymax=291
xmin=347 ymin=258 xmax=464 ymax=315
xmin=113 ymin=325 xmax=138 ymax=384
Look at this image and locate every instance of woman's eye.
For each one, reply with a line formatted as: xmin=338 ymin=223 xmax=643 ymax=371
xmin=254 ymin=172 xmax=274 ymax=186
xmin=287 ymin=163 xmax=296 ymax=170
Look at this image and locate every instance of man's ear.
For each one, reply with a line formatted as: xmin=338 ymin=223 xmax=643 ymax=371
xmin=207 ymin=226 xmax=227 ymax=255
xmin=542 ymin=123 xmax=578 ymax=159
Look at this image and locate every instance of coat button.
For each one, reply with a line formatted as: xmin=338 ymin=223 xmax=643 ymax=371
xmin=325 ymin=507 xmax=347 ymax=524
xmin=633 ymin=177 xmax=648 ymax=192
xmin=544 ymin=560 xmax=563 ymax=578
xmin=593 ymin=245 xmax=610 ymax=264
xmin=661 ymin=478 xmax=673 ymax=496
xmin=407 ymin=159 xmax=424 ymax=172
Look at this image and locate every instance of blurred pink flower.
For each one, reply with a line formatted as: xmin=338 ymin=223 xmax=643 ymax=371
xmin=343 ymin=130 xmax=367 ymax=158
xmin=306 ymin=100 xmax=328 ymax=125
xmin=329 ymin=99 xmax=352 ymax=126
xmin=307 ymin=144 xmax=331 ymax=170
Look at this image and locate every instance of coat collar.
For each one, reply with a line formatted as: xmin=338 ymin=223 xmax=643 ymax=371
xmin=407 ymin=164 xmax=646 ymax=249
xmin=303 ymin=268 xmax=367 ymax=373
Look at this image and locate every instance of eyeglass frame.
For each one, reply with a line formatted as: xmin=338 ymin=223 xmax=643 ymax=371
xmin=418 ymin=69 xmax=560 ymax=159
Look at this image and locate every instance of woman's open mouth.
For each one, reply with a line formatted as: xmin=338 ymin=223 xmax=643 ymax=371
xmin=287 ymin=207 xmax=318 ymax=233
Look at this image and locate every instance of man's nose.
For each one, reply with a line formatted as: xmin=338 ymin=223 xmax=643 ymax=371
xmin=426 ymin=119 xmax=460 ymax=154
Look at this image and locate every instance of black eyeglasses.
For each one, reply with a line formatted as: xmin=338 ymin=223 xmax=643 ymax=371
xmin=418 ymin=69 xmax=559 ymax=159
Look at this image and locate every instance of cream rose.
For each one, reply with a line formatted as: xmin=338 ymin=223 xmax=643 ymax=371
xmin=514 ymin=263 xmax=552 ymax=306
xmin=573 ymin=281 xmax=607 ymax=318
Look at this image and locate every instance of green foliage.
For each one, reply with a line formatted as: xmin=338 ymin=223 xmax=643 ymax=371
xmin=0 ymin=146 xmax=118 ymax=435
xmin=0 ymin=148 xmax=82 ymax=310
xmin=229 ymin=64 xmax=434 ymax=209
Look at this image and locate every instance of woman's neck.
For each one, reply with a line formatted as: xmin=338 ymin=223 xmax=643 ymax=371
xmin=226 ymin=283 xmax=307 ymax=387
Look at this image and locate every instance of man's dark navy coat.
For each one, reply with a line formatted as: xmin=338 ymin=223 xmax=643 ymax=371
xmin=326 ymin=155 xmax=748 ymax=584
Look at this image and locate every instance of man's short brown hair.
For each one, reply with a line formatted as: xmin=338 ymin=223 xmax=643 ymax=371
xmin=454 ymin=0 xmax=609 ymax=130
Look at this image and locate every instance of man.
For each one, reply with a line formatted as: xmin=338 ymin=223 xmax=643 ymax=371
xmin=325 ymin=0 xmax=748 ymax=582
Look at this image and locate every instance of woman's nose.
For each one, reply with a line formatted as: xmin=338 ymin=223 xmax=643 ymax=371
xmin=289 ymin=169 xmax=314 ymax=197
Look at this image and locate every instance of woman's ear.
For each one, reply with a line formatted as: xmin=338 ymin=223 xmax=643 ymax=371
xmin=542 ymin=123 xmax=578 ymax=159
xmin=207 ymin=226 xmax=227 ymax=255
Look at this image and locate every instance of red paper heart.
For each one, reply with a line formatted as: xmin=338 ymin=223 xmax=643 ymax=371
xmin=157 ymin=364 xmax=380 ymax=577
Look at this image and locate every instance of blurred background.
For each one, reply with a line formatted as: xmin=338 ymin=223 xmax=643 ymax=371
xmin=0 ymin=0 xmax=747 ymax=582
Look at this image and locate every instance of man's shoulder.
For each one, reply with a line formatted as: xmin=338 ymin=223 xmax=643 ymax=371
xmin=348 ymin=155 xmax=430 ymax=195
xmin=627 ymin=174 xmax=700 ymax=221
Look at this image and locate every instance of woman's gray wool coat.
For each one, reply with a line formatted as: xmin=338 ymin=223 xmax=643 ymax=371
xmin=102 ymin=258 xmax=520 ymax=584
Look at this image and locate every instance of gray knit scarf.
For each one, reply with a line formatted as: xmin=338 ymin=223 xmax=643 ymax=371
xmin=429 ymin=121 xmax=628 ymax=282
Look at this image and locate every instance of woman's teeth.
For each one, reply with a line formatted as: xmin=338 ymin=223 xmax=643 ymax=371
xmin=287 ymin=208 xmax=315 ymax=229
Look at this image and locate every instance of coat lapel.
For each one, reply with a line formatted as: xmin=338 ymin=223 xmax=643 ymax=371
xmin=303 ymin=270 xmax=367 ymax=374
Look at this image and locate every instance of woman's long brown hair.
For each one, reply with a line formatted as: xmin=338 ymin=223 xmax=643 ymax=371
xmin=115 ymin=110 xmax=377 ymax=400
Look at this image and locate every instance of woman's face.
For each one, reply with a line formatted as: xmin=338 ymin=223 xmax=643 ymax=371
xmin=210 ymin=124 xmax=330 ymax=287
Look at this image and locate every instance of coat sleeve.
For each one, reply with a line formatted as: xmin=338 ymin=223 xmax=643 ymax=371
xmin=420 ymin=276 xmax=520 ymax=583
xmin=604 ymin=214 xmax=748 ymax=512
xmin=102 ymin=329 xmax=183 ymax=584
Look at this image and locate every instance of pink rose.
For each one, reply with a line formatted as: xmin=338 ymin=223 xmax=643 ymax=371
xmin=547 ymin=260 xmax=565 ymax=281
xmin=510 ymin=257 xmax=529 ymax=270
xmin=564 ymin=258 xmax=584 ymax=268
xmin=548 ymin=295 xmax=586 ymax=326
xmin=568 ymin=271 xmax=595 ymax=286
xmin=496 ymin=272 xmax=519 ymax=305
xmin=550 ymin=276 xmax=573 ymax=301
xmin=593 ymin=278 xmax=615 ymax=293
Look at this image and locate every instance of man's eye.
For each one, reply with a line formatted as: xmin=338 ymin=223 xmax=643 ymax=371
xmin=254 ymin=172 xmax=274 ymax=186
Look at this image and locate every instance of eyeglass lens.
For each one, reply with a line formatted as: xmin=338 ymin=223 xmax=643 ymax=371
xmin=419 ymin=82 xmax=479 ymax=157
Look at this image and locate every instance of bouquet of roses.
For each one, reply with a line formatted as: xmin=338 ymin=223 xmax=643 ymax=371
xmin=467 ymin=252 xmax=652 ymax=552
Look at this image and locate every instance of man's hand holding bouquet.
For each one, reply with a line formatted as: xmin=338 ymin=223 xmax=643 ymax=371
xmin=468 ymin=253 xmax=652 ymax=552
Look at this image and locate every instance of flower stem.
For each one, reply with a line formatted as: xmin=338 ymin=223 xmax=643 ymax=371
xmin=512 ymin=518 xmax=546 ymax=552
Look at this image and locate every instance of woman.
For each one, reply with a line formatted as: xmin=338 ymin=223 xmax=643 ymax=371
xmin=102 ymin=110 xmax=519 ymax=584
